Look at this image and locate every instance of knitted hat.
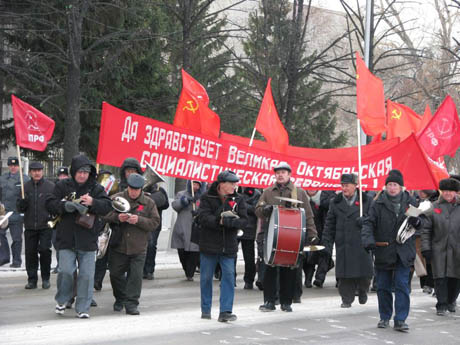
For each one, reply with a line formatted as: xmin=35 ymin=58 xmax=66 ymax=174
xmin=385 ymin=169 xmax=404 ymax=186
xmin=439 ymin=178 xmax=460 ymax=192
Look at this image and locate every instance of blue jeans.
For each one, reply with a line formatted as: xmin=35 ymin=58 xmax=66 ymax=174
xmin=0 ymin=220 xmax=24 ymax=265
xmin=376 ymin=259 xmax=411 ymax=321
xmin=55 ymin=249 xmax=96 ymax=314
xmin=200 ymin=253 xmax=235 ymax=314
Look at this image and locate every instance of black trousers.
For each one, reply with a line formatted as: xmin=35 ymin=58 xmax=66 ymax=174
xmin=94 ymin=249 xmax=109 ymax=286
xmin=109 ymin=250 xmax=146 ymax=309
xmin=338 ymin=277 xmax=371 ymax=304
xmin=434 ymin=277 xmax=460 ymax=311
xmin=420 ymin=263 xmax=434 ymax=288
xmin=303 ymin=251 xmax=331 ymax=284
xmin=238 ymin=239 xmax=256 ymax=284
xmin=294 ymin=256 xmax=304 ymax=299
xmin=263 ymin=265 xmax=296 ymax=305
xmin=24 ymin=228 xmax=52 ymax=283
xmin=177 ymin=249 xmax=199 ymax=278
xmin=143 ymin=230 xmax=161 ymax=275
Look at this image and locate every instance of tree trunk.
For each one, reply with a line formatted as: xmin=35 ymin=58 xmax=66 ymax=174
xmin=63 ymin=1 xmax=84 ymax=165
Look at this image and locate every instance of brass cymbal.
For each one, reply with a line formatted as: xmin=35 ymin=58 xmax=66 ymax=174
xmin=303 ymin=245 xmax=325 ymax=252
xmin=274 ymin=196 xmax=304 ymax=204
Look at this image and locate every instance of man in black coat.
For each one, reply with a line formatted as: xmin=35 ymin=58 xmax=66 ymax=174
xmin=197 ymin=170 xmax=248 ymax=322
xmin=143 ymin=182 xmax=169 ymax=280
xmin=17 ymin=162 xmax=55 ymax=290
xmin=362 ymin=169 xmax=421 ymax=332
xmin=46 ymin=154 xmax=112 ymax=319
xmin=303 ymin=189 xmax=335 ymax=288
xmin=238 ymin=187 xmax=261 ymax=290
xmin=321 ymin=173 xmax=373 ymax=308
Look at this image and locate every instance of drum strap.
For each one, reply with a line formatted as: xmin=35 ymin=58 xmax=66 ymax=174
xmin=291 ymin=186 xmax=298 ymax=202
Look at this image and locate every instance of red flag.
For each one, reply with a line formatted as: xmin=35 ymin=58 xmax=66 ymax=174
xmin=11 ymin=95 xmax=55 ymax=151
xmin=418 ymin=95 xmax=460 ymax=158
xmin=356 ymin=52 xmax=386 ymax=136
xmin=173 ymin=69 xmax=220 ymax=138
xmin=255 ymin=78 xmax=289 ymax=153
xmin=386 ymin=100 xmax=421 ymax=140
xmin=417 ymin=104 xmax=432 ymax=133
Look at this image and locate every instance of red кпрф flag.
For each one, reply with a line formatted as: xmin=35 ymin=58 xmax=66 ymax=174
xmin=418 ymin=95 xmax=460 ymax=159
xmin=417 ymin=104 xmax=432 ymax=133
xmin=255 ymin=78 xmax=289 ymax=153
xmin=386 ymin=100 xmax=421 ymax=141
xmin=11 ymin=95 xmax=55 ymax=151
xmin=356 ymin=52 xmax=386 ymax=136
xmin=173 ymin=69 xmax=220 ymax=138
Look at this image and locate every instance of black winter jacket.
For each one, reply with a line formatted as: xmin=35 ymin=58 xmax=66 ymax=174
xmin=198 ymin=181 xmax=248 ymax=256
xmin=17 ymin=178 xmax=55 ymax=230
xmin=46 ymin=155 xmax=112 ymax=251
xmin=239 ymin=188 xmax=261 ymax=240
xmin=362 ymin=190 xmax=417 ymax=270
xmin=322 ymin=191 xmax=373 ymax=278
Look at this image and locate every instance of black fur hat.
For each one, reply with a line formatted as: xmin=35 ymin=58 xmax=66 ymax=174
xmin=385 ymin=169 xmax=404 ymax=186
xmin=340 ymin=173 xmax=358 ymax=184
xmin=439 ymin=178 xmax=460 ymax=192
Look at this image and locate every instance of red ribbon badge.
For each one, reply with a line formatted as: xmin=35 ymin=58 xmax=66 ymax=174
xmin=228 ymin=200 xmax=236 ymax=208
xmin=138 ymin=205 xmax=144 ymax=212
xmin=434 ymin=208 xmax=442 ymax=214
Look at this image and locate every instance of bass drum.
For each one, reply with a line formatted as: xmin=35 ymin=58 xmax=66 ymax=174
xmin=264 ymin=205 xmax=306 ymax=267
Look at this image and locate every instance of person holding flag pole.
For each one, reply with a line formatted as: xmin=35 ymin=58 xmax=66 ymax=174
xmin=0 ymin=94 xmax=54 ymax=268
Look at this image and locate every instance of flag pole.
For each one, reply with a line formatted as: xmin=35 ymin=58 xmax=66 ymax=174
xmin=16 ymin=145 xmax=25 ymax=198
xmin=248 ymin=128 xmax=257 ymax=147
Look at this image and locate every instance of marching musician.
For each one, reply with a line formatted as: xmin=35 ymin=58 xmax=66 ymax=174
xmin=362 ymin=169 xmax=420 ymax=331
xmin=321 ymin=173 xmax=373 ymax=308
xmin=46 ymin=154 xmax=112 ymax=319
xmin=104 ymin=173 xmax=160 ymax=315
xmin=421 ymin=178 xmax=460 ymax=316
xmin=255 ymin=162 xmax=317 ymax=313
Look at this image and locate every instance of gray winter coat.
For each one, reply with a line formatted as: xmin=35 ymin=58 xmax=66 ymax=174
xmin=421 ymin=197 xmax=460 ymax=279
xmin=322 ymin=191 xmax=373 ymax=279
xmin=0 ymin=171 xmax=30 ymax=223
xmin=171 ymin=181 xmax=207 ymax=252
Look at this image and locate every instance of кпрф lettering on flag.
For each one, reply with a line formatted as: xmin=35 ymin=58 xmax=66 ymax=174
xmin=254 ymin=78 xmax=289 ymax=154
xmin=417 ymin=95 xmax=460 ymax=159
xmin=173 ymin=69 xmax=220 ymax=138
xmin=355 ymin=52 xmax=386 ymax=137
xmin=11 ymin=95 xmax=55 ymax=151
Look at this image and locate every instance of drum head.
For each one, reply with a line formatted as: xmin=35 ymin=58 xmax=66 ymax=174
xmin=264 ymin=206 xmax=278 ymax=264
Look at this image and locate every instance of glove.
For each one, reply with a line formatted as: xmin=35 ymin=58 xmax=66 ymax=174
xmin=407 ymin=216 xmax=422 ymax=229
xmin=17 ymin=198 xmax=28 ymax=211
xmin=180 ymin=195 xmax=190 ymax=207
xmin=355 ymin=216 xmax=364 ymax=228
xmin=222 ymin=216 xmax=234 ymax=229
xmin=422 ymin=250 xmax=432 ymax=262
xmin=364 ymin=243 xmax=376 ymax=253
xmin=64 ymin=201 xmax=77 ymax=213
xmin=309 ymin=236 xmax=320 ymax=245
xmin=262 ymin=205 xmax=273 ymax=217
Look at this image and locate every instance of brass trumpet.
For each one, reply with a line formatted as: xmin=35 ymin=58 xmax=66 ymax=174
xmin=47 ymin=192 xmax=80 ymax=229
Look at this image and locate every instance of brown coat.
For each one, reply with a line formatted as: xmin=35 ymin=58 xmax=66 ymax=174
xmin=255 ymin=181 xmax=317 ymax=241
xmin=104 ymin=190 xmax=160 ymax=255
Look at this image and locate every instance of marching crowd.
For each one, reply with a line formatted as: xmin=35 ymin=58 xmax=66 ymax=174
xmin=1 ymin=154 xmax=460 ymax=331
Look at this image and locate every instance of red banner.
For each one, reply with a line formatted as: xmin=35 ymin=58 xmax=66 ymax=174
xmin=12 ymin=95 xmax=55 ymax=151
xmin=97 ymin=102 xmax=446 ymax=190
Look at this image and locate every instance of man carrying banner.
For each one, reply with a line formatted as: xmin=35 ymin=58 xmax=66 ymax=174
xmin=0 ymin=156 xmax=30 ymax=267
xmin=362 ymin=169 xmax=421 ymax=331
xmin=256 ymin=162 xmax=317 ymax=312
xmin=321 ymin=173 xmax=373 ymax=308
xmin=46 ymin=154 xmax=112 ymax=319
xmin=16 ymin=162 xmax=55 ymax=289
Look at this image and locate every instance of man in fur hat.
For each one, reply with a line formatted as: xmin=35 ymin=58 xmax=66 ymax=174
xmin=362 ymin=169 xmax=420 ymax=332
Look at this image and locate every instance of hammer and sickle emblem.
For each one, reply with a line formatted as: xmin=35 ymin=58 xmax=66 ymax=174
xmin=391 ymin=109 xmax=402 ymax=120
xmin=183 ymin=100 xmax=199 ymax=114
